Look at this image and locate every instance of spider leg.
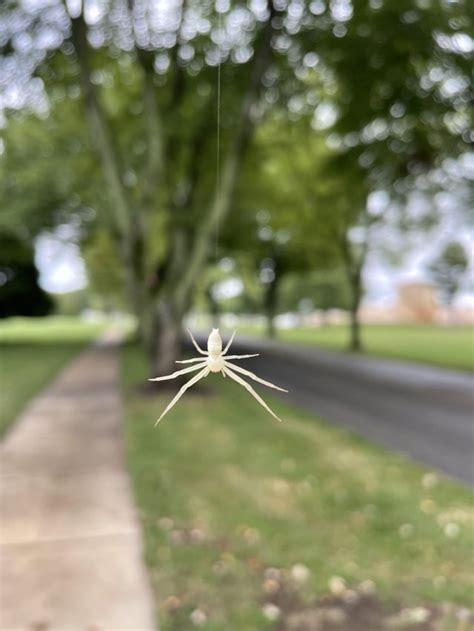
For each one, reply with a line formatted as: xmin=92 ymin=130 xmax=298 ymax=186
xmin=223 ymin=354 xmax=259 ymax=360
xmin=224 ymin=361 xmax=288 ymax=392
xmin=155 ymin=367 xmax=210 ymax=426
xmin=223 ymin=366 xmax=282 ymax=423
xmin=175 ymin=358 xmax=206 ymax=364
xmin=222 ymin=330 xmax=236 ymax=354
xmin=149 ymin=362 xmax=207 ymax=382
xmin=187 ymin=329 xmax=208 ymax=355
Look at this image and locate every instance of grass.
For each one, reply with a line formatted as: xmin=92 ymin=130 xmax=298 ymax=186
xmin=240 ymin=324 xmax=474 ymax=372
xmin=0 ymin=316 xmax=105 ymax=436
xmin=122 ymin=343 xmax=474 ymax=630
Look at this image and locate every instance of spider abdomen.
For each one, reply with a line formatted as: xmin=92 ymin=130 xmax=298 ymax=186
xmin=207 ymin=328 xmax=223 ymax=356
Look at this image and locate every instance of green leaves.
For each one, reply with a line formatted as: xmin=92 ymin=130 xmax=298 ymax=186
xmin=429 ymin=241 xmax=469 ymax=305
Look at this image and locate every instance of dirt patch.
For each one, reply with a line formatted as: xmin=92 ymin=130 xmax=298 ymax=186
xmin=261 ymin=580 xmax=473 ymax=631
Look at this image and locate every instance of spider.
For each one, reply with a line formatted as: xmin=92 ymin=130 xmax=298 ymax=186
xmin=149 ymin=328 xmax=288 ymax=425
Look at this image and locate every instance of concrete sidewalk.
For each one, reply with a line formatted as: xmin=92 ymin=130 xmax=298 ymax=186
xmin=0 ymin=333 xmax=155 ymax=630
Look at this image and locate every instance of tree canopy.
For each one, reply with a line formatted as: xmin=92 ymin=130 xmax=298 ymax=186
xmin=0 ymin=233 xmax=53 ymax=318
xmin=429 ymin=241 xmax=469 ymax=306
xmin=1 ymin=0 xmax=471 ymax=359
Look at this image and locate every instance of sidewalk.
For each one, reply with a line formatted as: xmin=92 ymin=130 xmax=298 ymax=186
xmin=0 ymin=332 xmax=155 ymax=630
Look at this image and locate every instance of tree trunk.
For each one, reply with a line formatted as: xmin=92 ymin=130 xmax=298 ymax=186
xmin=146 ymin=299 xmax=184 ymax=378
xmin=70 ymin=9 xmax=148 ymax=340
xmin=446 ymin=290 xmax=457 ymax=326
xmin=149 ymin=10 xmax=278 ymax=365
xmin=339 ymin=227 xmax=367 ymax=354
xmin=348 ymin=273 xmax=362 ymax=352
xmin=71 ymin=2 xmax=279 ymax=371
xmin=264 ymin=274 xmax=280 ymax=339
xmin=266 ymin=315 xmax=276 ymax=339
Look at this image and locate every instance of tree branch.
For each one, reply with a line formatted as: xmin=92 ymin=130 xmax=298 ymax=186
xmin=127 ymin=0 xmax=165 ymax=208
xmin=168 ymin=0 xmax=189 ymax=113
xmin=69 ymin=10 xmax=131 ymax=236
xmin=69 ymin=8 xmax=147 ymax=322
xmin=136 ymin=47 xmax=165 ymax=208
xmin=163 ymin=0 xmax=190 ymax=172
xmin=174 ymin=1 xmax=278 ymax=312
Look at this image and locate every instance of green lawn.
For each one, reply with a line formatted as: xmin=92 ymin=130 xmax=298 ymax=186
xmin=0 ymin=317 xmax=105 ymax=436
xmin=241 ymin=324 xmax=474 ymax=372
xmin=122 ymin=344 xmax=474 ymax=630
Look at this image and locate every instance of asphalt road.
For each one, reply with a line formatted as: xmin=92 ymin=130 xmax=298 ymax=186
xmin=207 ymin=334 xmax=474 ymax=485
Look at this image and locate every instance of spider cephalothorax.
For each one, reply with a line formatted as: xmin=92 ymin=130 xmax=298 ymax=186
xmin=149 ymin=328 xmax=287 ymax=425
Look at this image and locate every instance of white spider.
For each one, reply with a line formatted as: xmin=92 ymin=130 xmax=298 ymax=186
xmin=149 ymin=328 xmax=288 ymax=425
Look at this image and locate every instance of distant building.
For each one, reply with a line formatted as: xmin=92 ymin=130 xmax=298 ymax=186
xmin=395 ymin=282 xmax=438 ymax=323
xmin=358 ymin=303 xmax=397 ymax=324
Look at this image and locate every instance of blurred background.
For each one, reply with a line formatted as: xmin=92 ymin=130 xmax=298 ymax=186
xmin=1 ymin=0 xmax=473 ymax=629
xmin=1 ymin=0 xmax=473 ymax=356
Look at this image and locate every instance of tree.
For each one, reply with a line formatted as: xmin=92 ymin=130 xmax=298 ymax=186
xmin=2 ymin=0 xmax=470 ymax=363
xmin=245 ymin=117 xmax=369 ymax=350
xmin=82 ymin=228 xmax=127 ymax=312
xmin=278 ymin=269 xmax=351 ymax=321
xmin=68 ymin=2 xmax=283 ymax=374
xmin=1 ymin=0 xmax=300 ymax=374
xmin=298 ymin=0 xmax=472 ymax=348
xmin=232 ymin=116 xmax=344 ymax=338
xmin=429 ymin=242 xmax=469 ymax=308
xmin=0 ymin=234 xmax=53 ymax=318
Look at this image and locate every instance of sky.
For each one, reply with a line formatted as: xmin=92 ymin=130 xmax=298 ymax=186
xmin=35 ymin=232 xmax=88 ymax=294
xmin=364 ymin=211 xmax=474 ymax=307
